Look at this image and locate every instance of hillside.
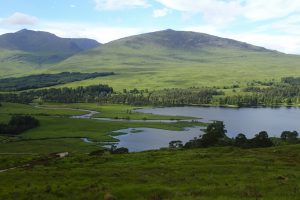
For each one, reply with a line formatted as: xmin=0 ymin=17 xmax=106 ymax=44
xmin=1 ymin=144 xmax=299 ymax=199
xmin=49 ymin=29 xmax=300 ymax=90
xmin=1 ymin=29 xmax=300 ymax=90
xmin=0 ymin=29 xmax=100 ymax=78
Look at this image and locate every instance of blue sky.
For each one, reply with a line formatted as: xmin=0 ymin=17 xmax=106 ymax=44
xmin=1 ymin=0 xmax=300 ymax=54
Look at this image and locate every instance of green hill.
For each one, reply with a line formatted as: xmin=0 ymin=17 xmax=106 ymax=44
xmin=1 ymin=29 xmax=300 ymax=90
xmin=49 ymin=29 xmax=300 ymax=90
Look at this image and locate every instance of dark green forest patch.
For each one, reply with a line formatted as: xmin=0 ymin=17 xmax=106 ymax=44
xmin=0 ymin=72 xmax=114 ymax=91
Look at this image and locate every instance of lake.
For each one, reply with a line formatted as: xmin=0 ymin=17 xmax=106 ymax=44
xmin=137 ymin=106 xmax=300 ymax=138
xmin=112 ymin=127 xmax=204 ymax=152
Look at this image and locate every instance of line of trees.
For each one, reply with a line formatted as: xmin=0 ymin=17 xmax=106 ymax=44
xmin=172 ymin=121 xmax=299 ymax=150
xmin=0 ymin=77 xmax=300 ymax=107
xmin=105 ymin=88 xmax=223 ymax=106
xmin=0 ymin=86 xmax=223 ymax=106
xmin=0 ymin=115 xmax=40 ymax=135
xmin=216 ymin=84 xmax=300 ymax=106
xmin=0 ymin=84 xmax=113 ymax=104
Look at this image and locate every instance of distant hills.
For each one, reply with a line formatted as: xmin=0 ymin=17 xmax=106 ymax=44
xmin=0 ymin=29 xmax=100 ymax=76
xmin=0 ymin=29 xmax=100 ymax=53
xmin=0 ymin=29 xmax=300 ymax=90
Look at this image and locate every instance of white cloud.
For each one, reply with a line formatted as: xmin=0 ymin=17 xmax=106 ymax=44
xmin=70 ymin=4 xmax=76 ymax=8
xmin=154 ymin=0 xmax=300 ymax=23
xmin=244 ymin=0 xmax=300 ymax=21
xmin=153 ymin=8 xmax=170 ymax=17
xmin=154 ymin=0 xmax=243 ymax=25
xmin=94 ymin=0 xmax=149 ymax=10
xmin=266 ymin=14 xmax=300 ymax=35
xmin=1 ymin=12 xmax=38 ymax=25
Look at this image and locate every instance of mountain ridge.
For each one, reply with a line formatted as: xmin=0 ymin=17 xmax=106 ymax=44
xmin=0 ymin=29 xmax=101 ymax=53
xmin=106 ymin=29 xmax=275 ymax=53
xmin=1 ymin=29 xmax=300 ymax=90
xmin=0 ymin=29 xmax=101 ymax=70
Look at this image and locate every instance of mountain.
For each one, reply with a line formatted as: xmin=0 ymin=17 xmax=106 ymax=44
xmin=108 ymin=29 xmax=272 ymax=52
xmin=1 ymin=29 xmax=300 ymax=89
xmin=49 ymin=29 xmax=300 ymax=90
xmin=0 ymin=29 xmax=100 ymax=54
xmin=0 ymin=29 xmax=100 ymax=77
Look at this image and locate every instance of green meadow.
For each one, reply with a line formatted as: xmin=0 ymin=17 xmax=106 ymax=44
xmin=42 ymin=103 xmax=192 ymax=120
xmin=0 ymin=145 xmax=299 ymax=200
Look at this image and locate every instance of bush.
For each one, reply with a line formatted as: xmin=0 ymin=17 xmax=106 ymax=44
xmin=111 ymin=147 xmax=129 ymax=154
xmin=89 ymin=149 xmax=107 ymax=156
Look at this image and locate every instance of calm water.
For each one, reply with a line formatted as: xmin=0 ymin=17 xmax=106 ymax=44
xmin=137 ymin=106 xmax=300 ymax=138
xmin=112 ymin=127 xmax=204 ymax=152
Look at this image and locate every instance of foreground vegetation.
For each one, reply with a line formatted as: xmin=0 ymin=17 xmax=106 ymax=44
xmin=0 ymin=102 xmax=299 ymax=200
xmin=0 ymin=145 xmax=299 ymax=200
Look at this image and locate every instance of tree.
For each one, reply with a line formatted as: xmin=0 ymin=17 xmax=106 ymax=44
xmin=281 ymin=131 xmax=299 ymax=144
xmin=0 ymin=115 xmax=39 ymax=135
xmin=201 ymin=121 xmax=227 ymax=147
xmin=234 ymin=133 xmax=248 ymax=148
xmin=184 ymin=121 xmax=228 ymax=148
xmin=250 ymin=131 xmax=273 ymax=148
xmin=111 ymin=147 xmax=129 ymax=154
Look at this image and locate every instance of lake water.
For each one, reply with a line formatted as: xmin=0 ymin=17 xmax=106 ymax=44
xmin=137 ymin=106 xmax=300 ymax=138
xmin=112 ymin=127 xmax=204 ymax=152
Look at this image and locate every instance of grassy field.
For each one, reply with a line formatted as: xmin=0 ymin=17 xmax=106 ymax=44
xmin=43 ymin=103 xmax=193 ymax=120
xmin=0 ymin=145 xmax=299 ymax=200
xmin=0 ymin=102 xmax=87 ymax=118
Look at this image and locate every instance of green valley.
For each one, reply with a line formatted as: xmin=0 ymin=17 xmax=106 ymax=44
xmin=0 ymin=28 xmax=300 ymax=200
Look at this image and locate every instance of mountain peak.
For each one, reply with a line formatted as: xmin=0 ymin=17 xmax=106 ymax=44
xmin=0 ymin=29 xmax=100 ymax=51
xmin=0 ymin=29 xmax=101 ymax=64
xmin=17 ymin=28 xmax=29 ymax=32
xmin=112 ymin=29 xmax=271 ymax=52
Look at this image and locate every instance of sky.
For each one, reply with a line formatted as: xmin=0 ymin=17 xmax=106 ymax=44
xmin=0 ymin=0 xmax=300 ymax=54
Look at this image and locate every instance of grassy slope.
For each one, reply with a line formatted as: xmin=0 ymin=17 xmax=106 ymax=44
xmin=0 ymin=49 xmax=46 ymax=78
xmin=2 ymin=33 xmax=300 ymax=92
xmin=0 ymin=102 xmax=87 ymax=118
xmin=46 ymin=44 xmax=300 ymax=91
xmin=0 ymin=145 xmax=299 ymax=200
xmin=1 ymin=30 xmax=300 ymax=91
